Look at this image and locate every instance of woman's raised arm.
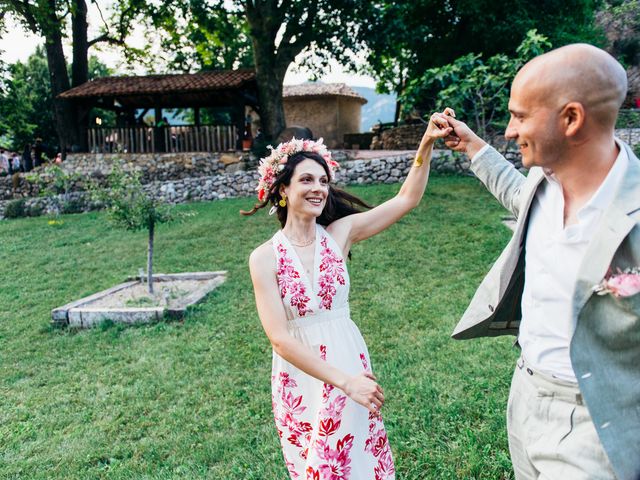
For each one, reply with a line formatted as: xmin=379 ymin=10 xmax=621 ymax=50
xmin=328 ymin=109 xmax=454 ymax=250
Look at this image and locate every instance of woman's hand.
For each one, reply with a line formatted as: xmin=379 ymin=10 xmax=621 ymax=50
xmin=425 ymin=107 xmax=456 ymax=140
xmin=415 ymin=107 xmax=455 ymax=166
xmin=343 ymin=371 xmax=385 ymax=417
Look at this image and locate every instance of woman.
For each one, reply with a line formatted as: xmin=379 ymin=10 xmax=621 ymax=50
xmin=246 ymin=110 xmax=453 ymax=479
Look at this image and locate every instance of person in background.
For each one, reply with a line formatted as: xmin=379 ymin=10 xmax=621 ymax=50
xmin=33 ymin=138 xmax=43 ymax=168
xmin=22 ymin=144 xmax=33 ymax=172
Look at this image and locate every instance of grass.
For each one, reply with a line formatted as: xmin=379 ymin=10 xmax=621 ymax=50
xmin=0 ymin=176 xmax=518 ymax=479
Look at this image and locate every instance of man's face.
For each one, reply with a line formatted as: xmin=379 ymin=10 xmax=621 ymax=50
xmin=505 ymin=77 xmax=564 ymax=170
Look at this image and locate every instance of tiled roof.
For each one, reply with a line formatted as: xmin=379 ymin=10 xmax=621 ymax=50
xmin=283 ymin=83 xmax=367 ymax=104
xmin=59 ymin=69 xmax=256 ymax=98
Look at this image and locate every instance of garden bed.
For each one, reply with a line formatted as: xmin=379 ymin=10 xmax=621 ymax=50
xmin=51 ymin=271 xmax=226 ymax=327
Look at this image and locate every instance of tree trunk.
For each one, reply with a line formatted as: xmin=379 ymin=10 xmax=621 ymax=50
xmin=71 ymin=0 xmax=90 ymax=152
xmin=44 ymin=36 xmax=80 ymax=155
xmin=251 ymin=47 xmax=288 ymax=141
xmin=147 ymin=219 xmax=154 ymax=295
xmin=245 ymin=1 xmax=290 ymax=141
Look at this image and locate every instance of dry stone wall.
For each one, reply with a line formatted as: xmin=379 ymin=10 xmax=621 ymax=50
xmin=0 ymin=151 xmax=248 ymax=201
xmin=2 ymin=151 xmax=466 ymax=219
xmin=376 ymin=124 xmax=640 ymax=151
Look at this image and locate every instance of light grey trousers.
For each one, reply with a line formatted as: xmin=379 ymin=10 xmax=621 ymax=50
xmin=507 ymin=356 xmax=617 ymax=480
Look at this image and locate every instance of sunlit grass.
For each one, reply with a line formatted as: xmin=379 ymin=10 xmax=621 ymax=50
xmin=0 ymin=177 xmax=517 ymax=479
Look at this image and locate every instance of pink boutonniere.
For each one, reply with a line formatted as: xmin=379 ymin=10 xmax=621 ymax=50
xmin=593 ymin=268 xmax=640 ymax=298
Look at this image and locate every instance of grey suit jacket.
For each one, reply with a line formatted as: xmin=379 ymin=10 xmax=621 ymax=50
xmin=452 ymin=142 xmax=640 ymax=480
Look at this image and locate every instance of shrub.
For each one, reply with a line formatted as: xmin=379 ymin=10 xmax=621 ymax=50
xmin=61 ymin=198 xmax=86 ymax=214
xmin=4 ymin=199 xmax=27 ymax=218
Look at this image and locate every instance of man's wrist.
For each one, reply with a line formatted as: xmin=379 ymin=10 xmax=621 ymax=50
xmin=466 ymin=139 xmax=488 ymax=160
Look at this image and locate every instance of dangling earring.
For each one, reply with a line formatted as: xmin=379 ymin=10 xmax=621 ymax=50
xmin=279 ymin=193 xmax=287 ymax=208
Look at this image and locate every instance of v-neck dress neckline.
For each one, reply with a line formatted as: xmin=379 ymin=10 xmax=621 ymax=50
xmin=279 ymin=223 xmax=320 ymax=296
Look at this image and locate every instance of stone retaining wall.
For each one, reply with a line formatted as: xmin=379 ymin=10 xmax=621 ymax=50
xmin=377 ymin=124 xmax=640 ymax=150
xmin=0 ymin=151 xmax=249 ymax=201
xmin=2 ymin=151 xmax=475 ymax=219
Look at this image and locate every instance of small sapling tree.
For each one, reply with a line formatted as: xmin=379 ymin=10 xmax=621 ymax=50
xmin=92 ymin=163 xmax=175 ymax=294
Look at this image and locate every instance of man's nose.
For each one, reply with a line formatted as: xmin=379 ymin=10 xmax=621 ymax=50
xmin=505 ymin=120 xmax=517 ymax=140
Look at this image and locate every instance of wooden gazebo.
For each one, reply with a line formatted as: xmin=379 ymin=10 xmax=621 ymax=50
xmin=59 ymin=69 xmax=258 ymax=153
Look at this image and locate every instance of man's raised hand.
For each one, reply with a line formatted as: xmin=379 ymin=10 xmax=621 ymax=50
xmin=442 ymin=113 xmax=487 ymax=159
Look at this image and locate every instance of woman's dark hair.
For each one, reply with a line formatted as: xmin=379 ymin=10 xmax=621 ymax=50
xmin=241 ymin=151 xmax=371 ymax=228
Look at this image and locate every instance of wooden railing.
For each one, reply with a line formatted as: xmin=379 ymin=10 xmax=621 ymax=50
xmin=88 ymin=125 xmax=238 ymax=153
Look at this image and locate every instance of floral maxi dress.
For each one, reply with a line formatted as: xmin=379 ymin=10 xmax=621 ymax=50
xmin=271 ymin=224 xmax=395 ymax=480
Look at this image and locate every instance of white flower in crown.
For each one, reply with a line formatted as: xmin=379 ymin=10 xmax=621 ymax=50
xmin=255 ymin=137 xmax=339 ymax=202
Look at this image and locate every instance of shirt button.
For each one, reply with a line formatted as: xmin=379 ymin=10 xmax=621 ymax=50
xmin=526 ymin=368 xmax=533 ymax=376
xmin=581 ymin=372 xmax=592 ymax=379
xmin=488 ymin=304 xmax=494 ymax=312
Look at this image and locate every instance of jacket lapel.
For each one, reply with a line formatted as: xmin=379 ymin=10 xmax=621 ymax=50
xmin=573 ymin=141 xmax=640 ymax=316
xmin=513 ymin=168 xmax=545 ymax=244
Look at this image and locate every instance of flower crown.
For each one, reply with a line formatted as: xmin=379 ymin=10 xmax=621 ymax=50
xmin=256 ymin=137 xmax=339 ymax=202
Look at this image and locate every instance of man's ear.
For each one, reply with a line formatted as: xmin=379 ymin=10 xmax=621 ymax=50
xmin=561 ymin=102 xmax=585 ymax=137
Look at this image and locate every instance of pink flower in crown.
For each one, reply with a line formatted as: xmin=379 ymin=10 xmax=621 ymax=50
xmin=594 ymin=267 xmax=640 ymax=298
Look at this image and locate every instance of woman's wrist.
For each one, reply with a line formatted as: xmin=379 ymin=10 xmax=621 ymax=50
xmin=335 ymin=372 xmax=351 ymax=393
xmin=414 ymin=140 xmax=435 ymax=167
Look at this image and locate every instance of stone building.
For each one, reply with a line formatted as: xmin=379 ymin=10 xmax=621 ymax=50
xmin=283 ymin=83 xmax=367 ymax=148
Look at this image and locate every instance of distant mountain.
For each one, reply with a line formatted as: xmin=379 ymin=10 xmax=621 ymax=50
xmin=352 ymin=86 xmax=396 ymax=132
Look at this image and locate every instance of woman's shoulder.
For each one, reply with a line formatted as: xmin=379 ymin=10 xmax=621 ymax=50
xmin=249 ymin=238 xmax=277 ymax=272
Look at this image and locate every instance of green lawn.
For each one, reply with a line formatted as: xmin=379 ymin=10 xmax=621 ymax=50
xmin=0 ymin=177 xmax=518 ymax=479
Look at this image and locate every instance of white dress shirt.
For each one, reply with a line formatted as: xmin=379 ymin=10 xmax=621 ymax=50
xmin=473 ymin=142 xmax=629 ymax=382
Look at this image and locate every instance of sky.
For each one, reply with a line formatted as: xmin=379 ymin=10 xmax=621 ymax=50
xmin=0 ymin=14 xmax=377 ymax=88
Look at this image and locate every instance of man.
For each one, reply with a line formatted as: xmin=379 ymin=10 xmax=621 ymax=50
xmin=444 ymin=44 xmax=640 ymax=480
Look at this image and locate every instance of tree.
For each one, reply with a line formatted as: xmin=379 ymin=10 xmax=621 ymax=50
xmin=401 ymin=30 xmax=552 ymax=139
xmin=0 ymin=0 xmax=138 ymax=153
xmin=360 ymin=0 xmax=604 ymax=122
xmin=0 ymin=47 xmax=56 ymax=151
xmin=143 ymin=0 xmax=369 ymax=141
xmin=91 ymin=164 xmax=175 ymax=295
xmin=0 ymin=48 xmax=112 ymax=152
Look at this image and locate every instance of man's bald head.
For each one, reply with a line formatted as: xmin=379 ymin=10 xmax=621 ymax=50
xmin=513 ymin=44 xmax=627 ymax=128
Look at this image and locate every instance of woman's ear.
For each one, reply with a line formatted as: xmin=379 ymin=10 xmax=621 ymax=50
xmin=561 ymin=102 xmax=585 ymax=137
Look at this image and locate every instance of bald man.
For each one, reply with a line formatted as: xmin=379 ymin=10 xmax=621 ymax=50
xmin=444 ymin=44 xmax=640 ymax=480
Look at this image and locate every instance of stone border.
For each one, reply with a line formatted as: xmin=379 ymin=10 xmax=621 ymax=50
xmin=52 ymin=271 xmax=226 ymax=328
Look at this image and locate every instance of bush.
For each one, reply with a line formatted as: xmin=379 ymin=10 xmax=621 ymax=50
xmin=27 ymin=204 xmax=43 ymax=217
xmin=634 ymin=143 xmax=640 ymax=159
xmin=61 ymin=198 xmax=86 ymax=214
xmin=4 ymin=199 xmax=27 ymax=218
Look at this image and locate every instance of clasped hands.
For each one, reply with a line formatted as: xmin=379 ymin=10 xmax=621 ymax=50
xmin=415 ymin=108 xmax=488 ymax=166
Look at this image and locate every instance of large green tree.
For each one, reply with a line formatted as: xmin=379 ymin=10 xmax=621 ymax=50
xmin=0 ymin=48 xmax=113 ymax=153
xmin=142 ymin=0 xmax=369 ymax=141
xmin=0 ymin=0 xmax=138 ymax=153
xmin=361 ymin=0 xmax=605 ymax=123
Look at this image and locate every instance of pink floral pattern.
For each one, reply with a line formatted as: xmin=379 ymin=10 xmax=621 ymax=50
xmin=317 ymin=237 xmax=346 ymax=310
xmin=271 ymin=227 xmax=394 ymax=479
xmin=306 ymin=345 xmax=354 ymax=480
xmin=361 ymin=354 xmax=396 ymax=480
xmin=277 ymin=243 xmax=312 ymax=317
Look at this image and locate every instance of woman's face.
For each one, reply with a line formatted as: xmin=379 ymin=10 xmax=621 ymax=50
xmin=282 ymin=159 xmax=329 ymax=218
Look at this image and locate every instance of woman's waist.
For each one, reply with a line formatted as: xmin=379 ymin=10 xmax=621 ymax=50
xmin=288 ymin=304 xmax=351 ymax=329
